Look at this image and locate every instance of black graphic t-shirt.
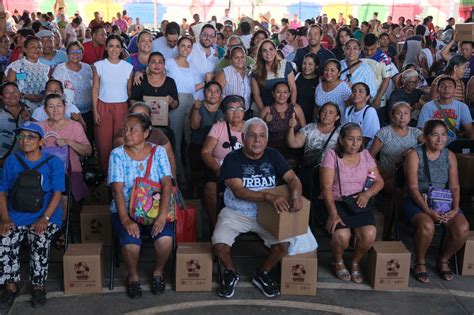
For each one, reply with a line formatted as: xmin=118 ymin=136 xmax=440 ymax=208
xmin=220 ymin=147 xmax=290 ymax=217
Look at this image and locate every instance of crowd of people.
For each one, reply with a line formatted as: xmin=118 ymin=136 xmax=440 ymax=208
xmin=0 ymin=3 xmax=473 ymax=307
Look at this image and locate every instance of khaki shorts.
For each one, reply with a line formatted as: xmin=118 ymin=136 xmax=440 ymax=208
xmin=211 ymin=207 xmax=283 ymax=247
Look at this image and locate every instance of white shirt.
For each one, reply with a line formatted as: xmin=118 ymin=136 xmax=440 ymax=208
xmin=152 ymin=36 xmax=178 ymax=60
xmin=342 ymin=105 xmax=380 ymax=147
xmin=166 ymin=58 xmax=198 ymax=94
xmin=188 ymin=42 xmax=219 ymax=99
xmin=240 ymin=34 xmax=252 ymax=49
xmin=65 ymin=23 xmax=77 ymax=43
xmin=94 ymin=59 xmax=133 ymax=103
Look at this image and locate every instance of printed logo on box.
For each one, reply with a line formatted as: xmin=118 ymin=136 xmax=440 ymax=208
xmin=74 ymin=262 xmax=90 ymax=280
xmin=386 ymin=259 xmax=400 ymax=277
xmin=89 ymin=219 xmax=103 ymax=235
xmin=186 ymin=260 xmax=201 ymax=277
xmin=291 ymin=264 xmax=306 ymax=282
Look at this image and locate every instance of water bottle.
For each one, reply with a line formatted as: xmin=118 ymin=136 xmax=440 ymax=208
xmin=363 ymin=171 xmax=376 ymax=191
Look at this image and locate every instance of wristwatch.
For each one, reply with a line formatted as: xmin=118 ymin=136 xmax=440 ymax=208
xmin=43 ymin=215 xmax=50 ymax=222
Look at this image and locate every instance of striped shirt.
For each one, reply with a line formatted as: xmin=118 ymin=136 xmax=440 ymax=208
xmin=222 ymin=65 xmax=252 ymax=110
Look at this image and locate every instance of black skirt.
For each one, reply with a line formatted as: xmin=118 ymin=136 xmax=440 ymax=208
xmin=319 ymin=200 xmax=375 ymax=230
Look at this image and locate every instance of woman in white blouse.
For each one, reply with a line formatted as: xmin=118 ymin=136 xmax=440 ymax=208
xmin=52 ymin=41 xmax=93 ymax=142
xmin=92 ymin=34 xmax=133 ymax=174
xmin=315 ymin=59 xmax=351 ymax=115
xmin=165 ymin=36 xmax=199 ymax=180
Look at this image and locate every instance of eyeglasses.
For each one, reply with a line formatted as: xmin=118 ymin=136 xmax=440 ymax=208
xmin=16 ymin=134 xmax=39 ymax=141
xmin=226 ymin=107 xmax=245 ymax=113
xmin=68 ymin=49 xmax=82 ymax=54
xmin=201 ymin=33 xmax=216 ymax=39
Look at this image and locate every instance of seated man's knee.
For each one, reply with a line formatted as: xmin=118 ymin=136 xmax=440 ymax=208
xmin=273 ymin=242 xmax=289 ymax=254
xmin=214 ymin=243 xmax=231 ymax=255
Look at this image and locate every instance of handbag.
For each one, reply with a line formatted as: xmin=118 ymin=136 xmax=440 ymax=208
xmin=302 ymin=126 xmax=337 ymax=168
xmin=422 ymin=146 xmax=452 ymax=214
xmin=176 ymin=205 xmax=197 ymax=243
xmin=129 ymin=146 xmax=176 ymax=225
xmin=336 ymin=158 xmax=375 ymax=214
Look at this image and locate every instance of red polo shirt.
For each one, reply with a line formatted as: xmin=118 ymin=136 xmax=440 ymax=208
xmin=82 ymin=41 xmax=105 ymax=65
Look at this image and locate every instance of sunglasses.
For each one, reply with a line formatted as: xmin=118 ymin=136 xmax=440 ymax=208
xmin=16 ymin=134 xmax=39 ymax=141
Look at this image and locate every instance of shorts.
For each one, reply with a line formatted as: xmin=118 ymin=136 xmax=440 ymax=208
xmin=111 ymin=213 xmax=174 ymax=246
xmin=403 ymin=197 xmax=464 ymax=222
xmin=211 ymin=207 xmax=285 ymax=247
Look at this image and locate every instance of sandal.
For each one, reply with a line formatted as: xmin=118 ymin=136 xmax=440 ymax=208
xmin=332 ymin=261 xmax=350 ymax=282
xmin=437 ymin=261 xmax=454 ymax=281
xmin=413 ymin=263 xmax=430 ymax=284
xmin=151 ymin=276 xmax=165 ymax=295
xmin=350 ymin=263 xmax=363 ymax=284
xmin=126 ymin=279 xmax=142 ymax=299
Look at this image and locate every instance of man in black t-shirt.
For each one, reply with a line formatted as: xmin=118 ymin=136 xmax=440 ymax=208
xmin=212 ymin=117 xmax=303 ymax=299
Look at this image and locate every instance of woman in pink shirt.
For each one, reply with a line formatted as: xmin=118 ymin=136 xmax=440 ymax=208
xmin=201 ymin=95 xmax=245 ymax=228
xmin=320 ymin=123 xmax=384 ymax=284
xmin=38 ymin=93 xmax=92 ymax=203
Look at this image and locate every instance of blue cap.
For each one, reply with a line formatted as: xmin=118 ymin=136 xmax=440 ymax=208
xmin=14 ymin=122 xmax=45 ymax=138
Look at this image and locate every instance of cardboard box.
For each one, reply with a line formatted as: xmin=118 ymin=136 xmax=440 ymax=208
xmin=176 ymin=242 xmax=213 ymax=291
xmin=80 ymin=205 xmax=112 ymax=245
xmin=84 ymin=181 xmax=110 ymax=205
xmin=257 ymin=185 xmax=310 ymax=240
xmin=455 ymin=23 xmax=474 ymax=42
xmin=143 ymin=96 xmax=169 ymax=126
xmin=63 ymin=243 xmax=103 ymax=294
xmin=280 ymin=252 xmax=317 ymax=296
xmin=458 ymin=231 xmax=474 ymax=276
xmin=367 ymin=241 xmax=411 ymax=291
xmin=456 ymin=153 xmax=474 ymax=194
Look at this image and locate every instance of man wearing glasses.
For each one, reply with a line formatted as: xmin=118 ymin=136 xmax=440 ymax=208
xmin=188 ymin=24 xmax=219 ymax=100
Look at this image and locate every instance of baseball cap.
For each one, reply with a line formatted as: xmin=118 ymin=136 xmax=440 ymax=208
xmin=36 ymin=29 xmax=54 ymax=38
xmin=414 ymin=15 xmax=422 ymax=21
xmin=14 ymin=122 xmax=45 ymax=138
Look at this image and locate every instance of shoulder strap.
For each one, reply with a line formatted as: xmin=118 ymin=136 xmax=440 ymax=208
xmin=347 ymin=106 xmax=354 ymax=116
xmin=15 ymin=153 xmax=30 ymax=170
xmin=321 ymin=126 xmax=337 ymax=151
xmin=362 ymin=105 xmax=370 ymax=120
xmin=144 ymin=145 xmax=158 ymax=179
xmin=421 ymin=145 xmax=432 ymax=186
xmin=433 ymin=100 xmax=457 ymax=132
xmin=340 ymin=60 xmax=362 ymax=75
xmin=32 ymin=155 xmax=54 ymax=171
xmin=336 ymin=157 xmax=343 ymax=196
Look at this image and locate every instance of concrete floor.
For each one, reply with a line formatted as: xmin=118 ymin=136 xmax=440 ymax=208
xmin=1 ymin=196 xmax=474 ymax=315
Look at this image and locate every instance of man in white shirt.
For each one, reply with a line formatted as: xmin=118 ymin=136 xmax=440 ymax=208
xmin=220 ymin=8 xmax=235 ymax=27
xmin=152 ymin=21 xmax=179 ymax=60
xmin=188 ymin=24 xmax=219 ymax=99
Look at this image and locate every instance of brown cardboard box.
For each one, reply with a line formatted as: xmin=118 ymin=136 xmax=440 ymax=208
xmin=456 ymin=154 xmax=474 ymax=194
xmin=280 ymin=252 xmax=317 ymax=296
xmin=458 ymin=231 xmax=474 ymax=276
xmin=143 ymin=96 xmax=169 ymax=126
xmin=80 ymin=205 xmax=112 ymax=245
xmin=367 ymin=241 xmax=411 ymax=291
xmin=257 ymin=185 xmax=310 ymax=240
xmin=176 ymin=242 xmax=213 ymax=291
xmin=63 ymin=243 xmax=103 ymax=294
xmin=84 ymin=181 xmax=110 ymax=205
xmin=455 ymin=23 xmax=474 ymax=42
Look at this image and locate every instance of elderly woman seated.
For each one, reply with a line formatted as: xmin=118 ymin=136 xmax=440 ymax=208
xmin=201 ymin=95 xmax=245 ymax=228
xmin=108 ymin=114 xmax=174 ymax=299
xmin=0 ymin=122 xmax=65 ymax=308
xmin=320 ymin=123 xmax=384 ymax=284
xmin=404 ymin=120 xmax=469 ymax=283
